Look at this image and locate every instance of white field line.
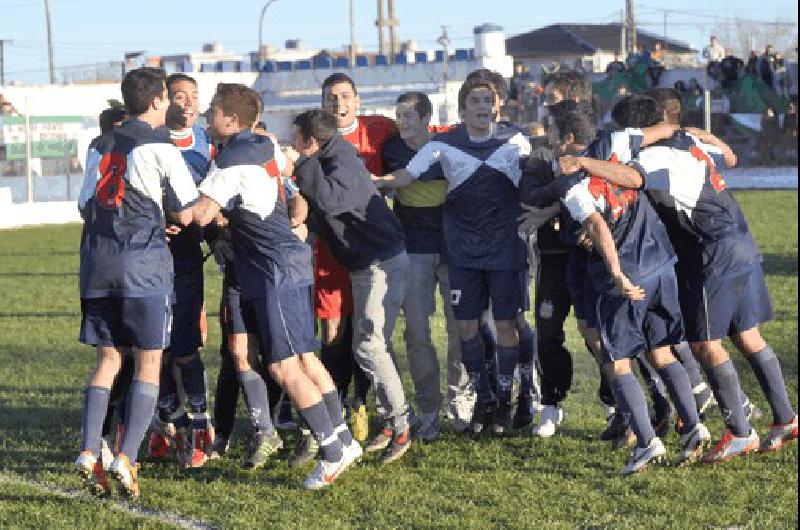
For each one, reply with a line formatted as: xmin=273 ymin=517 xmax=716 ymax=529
xmin=0 ymin=473 xmax=218 ymax=530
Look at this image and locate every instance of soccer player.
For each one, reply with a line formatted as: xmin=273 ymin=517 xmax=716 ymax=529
xmin=292 ymin=108 xmax=413 ymax=464
xmin=381 ymin=91 xmax=472 ymax=438
xmin=75 ymin=67 xmax=199 ymax=498
xmin=192 ymin=84 xmax=360 ymax=488
xmin=550 ymin=103 xmax=711 ymax=475
xmin=146 ymin=73 xmax=214 ymax=468
xmin=580 ymin=89 xmax=798 ymax=460
xmin=375 ymin=77 xmax=531 ymax=438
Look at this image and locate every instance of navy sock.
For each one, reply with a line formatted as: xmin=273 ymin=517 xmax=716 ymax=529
xmin=238 ymin=369 xmax=275 ymax=436
xmin=322 ymin=390 xmax=353 ymax=446
xmin=746 ymin=345 xmax=795 ymax=424
xmin=178 ymin=356 xmax=210 ymax=430
xmin=612 ymin=372 xmax=656 ymax=448
xmin=120 ymin=381 xmax=159 ymax=464
xmin=657 ymin=361 xmax=700 ymax=433
xmin=637 ymin=358 xmax=672 ymax=418
xmin=479 ymin=322 xmax=496 ymax=360
xmin=460 ymin=335 xmax=493 ymax=404
xmin=81 ymin=386 xmax=110 ymax=455
xmin=672 ymin=341 xmax=705 ymax=389
xmin=495 ymin=346 xmax=519 ymax=405
xmin=517 ymin=323 xmax=536 ymax=396
xmin=300 ymin=401 xmax=343 ymax=463
xmin=214 ymin=338 xmax=240 ymax=439
xmin=705 ymin=360 xmax=751 ymax=436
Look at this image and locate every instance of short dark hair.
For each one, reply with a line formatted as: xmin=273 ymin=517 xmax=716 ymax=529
xmin=166 ymin=73 xmax=197 ymax=95
xmin=457 ymin=77 xmax=496 ymax=112
xmin=214 ymin=83 xmax=259 ymax=128
xmin=548 ymin=100 xmax=596 ymax=145
xmin=121 ymin=67 xmax=167 ymax=116
xmin=321 ymin=72 xmax=357 ymax=96
xmin=612 ymin=94 xmax=661 ymax=129
xmin=543 ymin=70 xmax=592 ymax=102
xmin=294 ymin=108 xmax=338 ymax=145
xmin=396 ymin=91 xmax=433 ymax=119
xmin=645 ymin=88 xmax=682 ymax=123
xmin=98 ymin=101 xmax=128 ymax=133
xmin=465 ymin=68 xmax=508 ymax=101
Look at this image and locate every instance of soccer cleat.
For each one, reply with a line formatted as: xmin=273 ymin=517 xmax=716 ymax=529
xmin=532 ymin=405 xmax=563 ymax=438
xmin=304 ymin=456 xmax=345 ymax=490
xmin=242 ymin=431 xmax=283 ymax=469
xmin=678 ymin=422 xmax=711 ymax=466
xmin=290 ymin=431 xmax=320 ymax=468
xmin=209 ymin=435 xmax=229 ymax=460
xmin=611 ymin=427 xmax=637 ymax=451
xmin=512 ymin=394 xmax=535 ymax=430
xmin=365 ymin=427 xmax=394 ymax=453
xmin=100 ymin=436 xmax=114 ymax=471
xmin=600 ymin=411 xmax=628 ymax=442
xmin=108 ymin=453 xmax=140 ymax=500
xmin=701 ymin=429 xmax=760 ymax=463
xmin=349 ymin=405 xmax=369 ymax=443
xmin=468 ymin=401 xmax=494 ymax=440
xmin=413 ymin=411 xmax=440 ymax=442
xmin=341 ymin=439 xmax=364 ymax=471
xmin=378 ymin=428 xmax=412 ymax=465
xmin=622 ymin=437 xmax=666 ymax=476
xmin=760 ymin=415 xmax=799 ymax=453
xmin=75 ymin=452 xmax=111 ymax=497
xmin=187 ymin=428 xmax=212 ymax=468
xmin=174 ymin=427 xmax=189 ymax=467
xmin=491 ymin=403 xmax=514 ymax=436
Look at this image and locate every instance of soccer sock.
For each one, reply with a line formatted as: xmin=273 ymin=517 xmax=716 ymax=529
xmin=612 ymin=372 xmax=656 ymax=448
xmin=495 ymin=346 xmax=519 ymax=405
xmin=746 ymin=345 xmax=795 ymax=424
xmin=299 ymin=400 xmax=343 ymax=463
xmin=598 ymin=371 xmax=616 ymax=408
xmin=517 ymin=323 xmax=536 ymax=397
xmin=352 ymin=357 xmax=370 ymax=410
xmin=657 ymin=361 xmax=700 ymax=433
xmin=637 ymin=358 xmax=671 ymax=418
xmin=672 ymin=341 xmax=705 ymax=389
xmin=238 ymin=369 xmax=276 ymax=436
xmin=81 ymin=386 xmax=110 ymax=455
xmin=322 ymin=390 xmax=353 ymax=446
xmin=704 ymin=360 xmax=751 ymax=437
xmin=178 ymin=356 xmax=210 ymax=430
xmin=158 ymin=364 xmax=189 ymax=429
xmin=479 ymin=322 xmax=497 ymax=357
xmin=214 ymin=340 xmax=240 ymax=439
xmin=120 ymin=381 xmax=159 ymax=464
xmin=460 ymin=335 xmax=493 ymax=404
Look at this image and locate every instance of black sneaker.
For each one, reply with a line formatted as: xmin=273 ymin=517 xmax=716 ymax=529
xmin=492 ymin=403 xmax=513 ymax=436
xmin=512 ymin=394 xmax=535 ymax=430
xmin=600 ymin=411 xmax=627 ymax=441
xmin=468 ymin=401 xmax=494 ymax=440
xmin=378 ymin=428 xmax=412 ymax=465
xmin=289 ymin=431 xmax=319 ymax=468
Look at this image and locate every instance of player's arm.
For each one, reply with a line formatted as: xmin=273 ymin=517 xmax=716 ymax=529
xmin=639 ymin=123 xmax=678 ymax=147
xmin=518 ymin=203 xmax=561 ymax=233
xmin=560 ymin=156 xmax=643 ymax=189
xmin=160 ymin=145 xmax=199 ymax=225
xmin=194 ymin=163 xmax=238 ymax=227
xmin=372 ymin=168 xmax=414 ymax=188
xmin=374 ymin=141 xmax=441 ymax=189
xmin=191 ymin=195 xmax=222 ymax=227
xmin=684 ymin=126 xmax=737 ymax=167
xmin=289 ymin=193 xmax=308 ymax=228
xmin=582 ymin=213 xmax=645 ymax=300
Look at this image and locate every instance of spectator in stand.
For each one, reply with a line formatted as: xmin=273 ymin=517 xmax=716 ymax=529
xmin=759 ymin=45 xmax=777 ymax=88
xmin=703 ymin=35 xmax=726 ymax=63
xmin=774 ymin=53 xmax=788 ymax=99
xmin=745 ymin=51 xmax=760 ymax=75
xmin=645 ymin=42 xmax=665 ymax=86
xmin=758 ymin=106 xmax=780 ymax=164
xmin=720 ymin=54 xmax=744 ymax=90
xmin=783 ymin=102 xmax=798 ymax=161
xmin=606 ymin=52 xmax=626 ymax=74
xmin=626 ymin=45 xmax=644 ymax=69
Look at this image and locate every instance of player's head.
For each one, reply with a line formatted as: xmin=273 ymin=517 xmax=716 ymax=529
xmin=395 ymin=91 xmax=432 ymax=142
xmin=292 ymin=108 xmax=338 ymax=157
xmin=120 ymin=67 xmax=169 ymax=125
xmin=645 ymin=88 xmax=682 ymax=126
xmin=546 ymin=100 xmax=596 ymax=155
xmin=466 ymin=68 xmax=508 ymax=116
xmin=543 ymin=70 xmax=592 ymax=106
xmin=166 ymin=73 xmax=199 ymax=129
xmin=458 ymin=77 xmax=496 ymax=135
xmin=611 ymin=94 xmax=661 ymax=129
xmin=248 ymin=88 xmax=265 ymax=131
xmin=207 ymin=83 xmax=259 ymax=142
xmin=98 ymin=100 xmax=128 ymax=134
xmin=321 ymin=72 xmax=359 ymax=130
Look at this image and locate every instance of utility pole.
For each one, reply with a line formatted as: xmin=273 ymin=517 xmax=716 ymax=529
xmin=387 ymin=0 xmax=398 ymax=58
xmin=437 ymin=26 xmax=451 ymax=123
xmin=619 ymin=9 xmax=626 ymax=55
xmin=258 ymin=0 xmax=279 ymax=64
xmin=663 ymin=11 xmax=667 ymax=41
xmin=44 ymin=0 xmax=56 ymax=84
xmin=376 ymin=0 xmax=387 ymax=56
xmin=0 ymin=39 xmax=10 ymax=86
xmin=625 ymin=0 xmax=636 ymax=54
xmin=349 ymin=0 xmax=356 ymax=67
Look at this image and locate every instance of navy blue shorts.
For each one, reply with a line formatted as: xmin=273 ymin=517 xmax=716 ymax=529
xmin=241 ymin=285 xmax=320 ymax=364
xmin=597 ymin=268 xmax=684 ymax=363
xmin=449 ymin=265 xmax=525 ymax=321
xmin=167 ymin=297 xmax=204 ymax=358
xmin=566 ymin=249 xmax=598 ymax=327
xmin=80 ymin=295 xmax=172 ymax=350
xmin=678 ymin=263 xmax=772 ymax=342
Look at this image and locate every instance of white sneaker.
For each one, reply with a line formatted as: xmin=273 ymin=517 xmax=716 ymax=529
xmin=532 ymin=405 xmax=563 ymax=438
xmin=341 ymin=439 xmax=363 ymax=471
xmin=304 ymin=457 xmax=345 ymax=490
xmin=622 ymin=437 xmax=666 ymax=476
xmin=679 ymin=422 xmax=711 ymax=465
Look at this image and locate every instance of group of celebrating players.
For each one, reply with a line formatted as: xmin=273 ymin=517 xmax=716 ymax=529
xmin=72 ymin=63 xmax=797 ymax=499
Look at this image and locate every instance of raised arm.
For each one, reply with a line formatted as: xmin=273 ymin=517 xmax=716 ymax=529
xmin=561 ymin=155 xmax=643 ymax=189
xmin=684 ymin=126 xmax=737 ymax=168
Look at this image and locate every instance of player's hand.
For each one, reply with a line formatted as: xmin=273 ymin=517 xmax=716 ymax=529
xmin=577 ymin=231 xmax=593 ymax=251
xmin=292 ymin=223 xmax=309 ymax=241
xmin=613 ymin=272 xmax=645 ymax=301
xmin=165 ymin=224 xmax=182 ymax=241
xmin=558 ymin=155 xmax=583 ymax=175
xmin=518 ymin=203 xmax=555 ymax=233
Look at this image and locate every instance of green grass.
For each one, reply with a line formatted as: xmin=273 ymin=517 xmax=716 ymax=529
xmin=0 ymin=190 xmax=797 ymax=529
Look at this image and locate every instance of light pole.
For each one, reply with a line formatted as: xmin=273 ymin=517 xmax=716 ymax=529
xmin=258 ymin=0 xmax=279 ymax=64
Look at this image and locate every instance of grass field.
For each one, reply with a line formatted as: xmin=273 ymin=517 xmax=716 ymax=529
xmin=0 ymin=190 xmax=797 ymax=529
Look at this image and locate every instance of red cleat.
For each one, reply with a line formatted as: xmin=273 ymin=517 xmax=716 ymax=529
xmin=760 ymin=415 xmax=799 ymax=453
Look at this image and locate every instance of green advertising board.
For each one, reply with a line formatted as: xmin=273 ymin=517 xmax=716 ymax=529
xmin=3 ymin=140 xmax=78 ymax=160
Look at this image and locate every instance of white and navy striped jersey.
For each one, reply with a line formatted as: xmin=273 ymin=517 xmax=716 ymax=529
xmin=199 ymin=129 xmax=311 ymax=299
xmin=78 ymin=118 xmax=198 ymax=299
xmin=630 ymin=131 xmax=761 ymax=278
xmin=405 ymin=123 xmax=530 ymax=270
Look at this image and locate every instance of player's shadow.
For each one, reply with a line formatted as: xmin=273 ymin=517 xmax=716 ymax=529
xmin=762 ymin=252 xmax=798 ymax=277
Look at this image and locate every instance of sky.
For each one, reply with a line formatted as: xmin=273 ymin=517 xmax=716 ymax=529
xmin=0 ymin=0 xmax=797 ymax=84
